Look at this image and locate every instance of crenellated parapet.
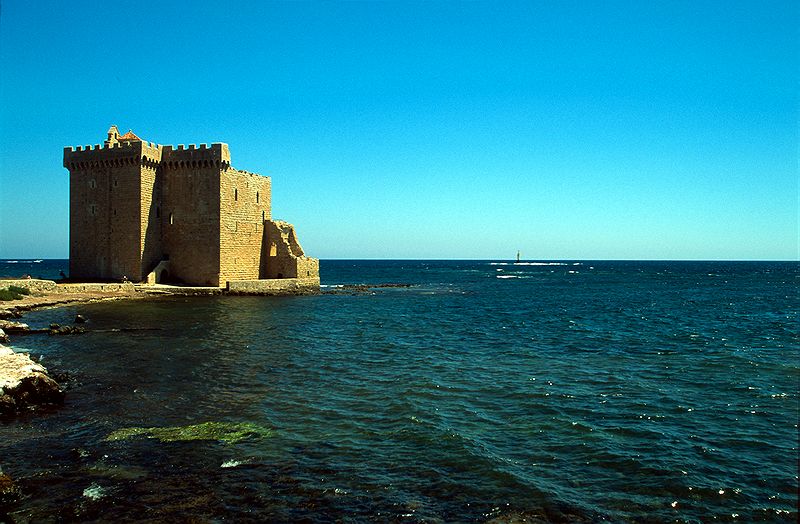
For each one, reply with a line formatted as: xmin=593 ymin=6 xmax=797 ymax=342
xmin=63 ymin=140 xmax=165 ymax=170
xmin=161 ymin=143 xmax=231 ymax=169
xmin=63 ymin=140 xmax=234 ymax=170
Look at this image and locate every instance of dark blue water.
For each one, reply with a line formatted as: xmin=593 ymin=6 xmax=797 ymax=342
xmin=0 ymin=259 xmax=68 ymax=281
xmin=1 ymin=260 xmax=797 ymax=522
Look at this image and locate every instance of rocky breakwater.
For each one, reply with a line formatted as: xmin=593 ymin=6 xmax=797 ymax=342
xmin=0 ymin=343 xmax=63 ymax=417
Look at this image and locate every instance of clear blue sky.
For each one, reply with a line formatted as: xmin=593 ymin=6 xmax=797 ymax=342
xmin=0 ymin=0 xmax=797 ymax=260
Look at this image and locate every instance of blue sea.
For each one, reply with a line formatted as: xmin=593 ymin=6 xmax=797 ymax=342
xmin=0 ymin=259 xmax=797 ymax=522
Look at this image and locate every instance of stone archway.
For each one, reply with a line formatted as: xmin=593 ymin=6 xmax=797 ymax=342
xmin=156 ymin=269 xmax=170 ymax=284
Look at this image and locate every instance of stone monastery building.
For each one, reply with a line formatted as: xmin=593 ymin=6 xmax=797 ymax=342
xmin=63 ymin=126 xmax=319 ymax=287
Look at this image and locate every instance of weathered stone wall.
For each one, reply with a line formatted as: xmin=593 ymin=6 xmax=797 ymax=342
xmin=160 ymin=145 xmax=224 ymax=286
xmin=226 ymin=277 xmax=319 ymax=295
xmin=65 ymin=143 xmax=145 ymax=281
xmin=55 ymin=282 xmax=136 ymax=293
xmin=140 ymin=143 xmax=164 ymax=278
xmin=262 ymin=220 xmax=319 ymax=279
xmin=219 ymin=167 xmax=272 ymax=282
xmin=0 ymin=279 xmax=57 ymax=293
xmin=65 ymin=132 xmax=319 ymax=287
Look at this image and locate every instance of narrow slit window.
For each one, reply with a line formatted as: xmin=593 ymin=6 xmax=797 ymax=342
xmin=169 ymin=213 xmax=174 ymax=225
xmin=234 ymin=188 xmax=238 ymax=201
xmin=256 ymin=191 xmax=259 ymax=203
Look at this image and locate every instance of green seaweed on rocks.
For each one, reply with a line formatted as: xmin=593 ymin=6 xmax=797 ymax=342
xmin=104 ymin=421 xmax=274 ymax=444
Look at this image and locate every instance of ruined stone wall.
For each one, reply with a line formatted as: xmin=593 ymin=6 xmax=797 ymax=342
xmin=219 ymin=167 xmax=272 ymax=283
xmin=262 ymin=220 xmax=319 ymax=279
xmin=160 ymin=145 xmax=226 ymax=286
xmin=64 ymin=143 xmax=145 ymax=281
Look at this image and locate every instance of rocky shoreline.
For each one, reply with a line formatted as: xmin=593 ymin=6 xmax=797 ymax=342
xmin=0 ymin=284 xmax=141 ymax=418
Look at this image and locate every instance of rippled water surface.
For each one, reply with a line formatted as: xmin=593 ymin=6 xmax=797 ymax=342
xmin=1 ymin=260 xmax=798 ymax=522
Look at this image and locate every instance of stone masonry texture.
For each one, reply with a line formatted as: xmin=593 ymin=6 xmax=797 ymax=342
xmin=63 ymin=126 xmax=319 ymax=286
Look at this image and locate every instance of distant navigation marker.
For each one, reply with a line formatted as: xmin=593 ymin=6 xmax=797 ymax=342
xmin=516 ymin=251 xmax=521 ymax=263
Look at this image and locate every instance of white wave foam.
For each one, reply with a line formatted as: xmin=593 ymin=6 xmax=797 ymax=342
xmin=83 ymin=483 xmax=106 ymax=500
xmin=490 ymin=262 xmax=569 ymax=266
xmin=221 ymin=459 xmax=252 ymax=468
xmin=496 ymin=275 xmax=518 ymax=279
xmin=489 ymin=262 xmax=583 ymax=266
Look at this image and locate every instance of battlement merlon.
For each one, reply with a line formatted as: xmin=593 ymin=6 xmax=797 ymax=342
xmin=63 ymin=142 xmax=232 ymax=170
xmin=63 ymin=140 xmax=157 ymax=169
xmin=161 ymin=143 xmax=231 ymax=166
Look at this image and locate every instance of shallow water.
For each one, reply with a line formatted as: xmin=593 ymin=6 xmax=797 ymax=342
xmin=1 ymin=260 xmax=797 ymax=522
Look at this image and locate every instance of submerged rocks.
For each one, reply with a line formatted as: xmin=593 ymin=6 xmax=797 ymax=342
xmin=0 ymin=329 xmax=8 ymax=344
xmin=105 ymin=421 xmax=274 ymax=444
xmin=0 ymin=320 xmax=30 ymax=334
xmin=48 ymin=323 xmax=86 ymax=335
xmin=0 ymin=470 xmax=20 ymax=507
xmin=0 ymin=345 xmax=64 ymax=417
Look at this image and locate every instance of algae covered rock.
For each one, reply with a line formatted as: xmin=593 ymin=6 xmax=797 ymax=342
xmin=105 ymin=421 xmax=274 ymax=444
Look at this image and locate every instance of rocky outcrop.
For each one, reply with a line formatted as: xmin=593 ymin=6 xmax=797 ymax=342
xmin=0 ymin=320 xmax=30 ymax=334
xmin=0 ymin=345 xmax=64 ymax=417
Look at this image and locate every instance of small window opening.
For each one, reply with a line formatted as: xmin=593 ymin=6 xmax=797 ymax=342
xmin=89 ymin=179 xmax=97 ymax=189
xmin=113 ymin=209 xmax=117 ymax=216
xmin=89 ymin=204 xmax=96 ymax=216
xmin=156 ymin=206 xmax=160 ymax=218
xmin=262 ymin=210 xmax=265 ymax=221
xmin=169 ymin=213 xmax=174 ymax=225
xmin=234 ymin=188 xmax=238 ymax=201
xmin=256 ymin=191 xmax=259 ymax=203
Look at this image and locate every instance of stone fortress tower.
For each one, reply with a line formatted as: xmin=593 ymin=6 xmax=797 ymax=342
xmin=63 ymin=126 xmax=319 ymax=287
